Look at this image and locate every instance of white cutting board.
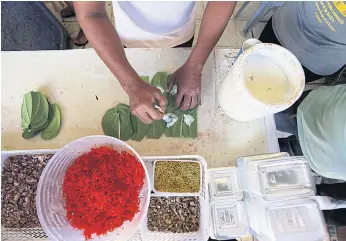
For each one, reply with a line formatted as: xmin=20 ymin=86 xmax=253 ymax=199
xmin=1 ymin=48 xmax=277 ymax=167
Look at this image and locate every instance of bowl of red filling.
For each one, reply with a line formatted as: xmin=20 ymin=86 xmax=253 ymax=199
xmin=36 ymin=135 xmax=150 ymax=241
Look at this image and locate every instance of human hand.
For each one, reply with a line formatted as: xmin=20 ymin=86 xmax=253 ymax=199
xmin=168 ymin=63 xmax=202 ymax=110
xmin=127 ymin=80 xmax=166 ymax=124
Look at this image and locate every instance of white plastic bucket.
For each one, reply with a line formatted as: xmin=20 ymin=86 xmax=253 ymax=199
xmin=219 ymin=39 xmax=305 ymax=122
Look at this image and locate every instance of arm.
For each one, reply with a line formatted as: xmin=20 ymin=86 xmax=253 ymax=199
xmin=74 ymin=1 xmax=165 ymax=124
xmin=169 ymin=2 xmax=237 ymax=110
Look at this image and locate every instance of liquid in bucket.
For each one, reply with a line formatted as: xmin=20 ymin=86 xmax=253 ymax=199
xmin=243 ymin=54 xmax=294 ymax=105
xmin=219 ymin=40 xmax=305 ymax=122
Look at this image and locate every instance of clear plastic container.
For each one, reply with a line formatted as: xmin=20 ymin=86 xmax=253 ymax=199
xmin=208 ymin=167 xmax=243 ymax=201
xmin=245 ymin=198 xmax=329 ymax=241
xmin=208 ymin=167 xmax=247 ymax=240
xmin=36 ymin=136 xmax=150 ymax=241
xmin=237 ymin=155 xmax=315 ymax=201
xmin=210 ymin=201 xmax=248 ymax=240
xmin=141 ymin=155 xmax=209 ymax=241
xmin=236 ymin=152 xmax=289 ymax=168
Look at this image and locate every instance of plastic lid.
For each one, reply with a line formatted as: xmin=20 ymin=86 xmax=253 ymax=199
xmin=236 ymin=152 xmax=289 ymax=168
xmin=266 ymin=199 xmax=328 ymax=241
xmin=245 ymin=198 xmax=328 ymax=241
xmin=257 ymin=157 xmax=315 ymax=200
xmin=210 ymin=201 xmax=248 ymax=240
xmin=238 ymin=156 xmax=315 ymax=201
xmin=208 ymin=167 xmax=243 ymax=201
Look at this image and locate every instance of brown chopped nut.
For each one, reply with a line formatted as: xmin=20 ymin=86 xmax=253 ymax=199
xmin=1 ymin=154 xmax=53 ymax=228
xmin=147 ymin=197 xmax=200 ymax=233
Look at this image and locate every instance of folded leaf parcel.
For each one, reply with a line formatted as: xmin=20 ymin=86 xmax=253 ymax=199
xmin=62 ymin=146 xmax=145 ymax=240
xmin=102 ymin=73 xmax=198 ymax=141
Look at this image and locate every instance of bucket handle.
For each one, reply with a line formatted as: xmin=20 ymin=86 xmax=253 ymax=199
xmin=235 ymin=38 xmax=262 ymax=59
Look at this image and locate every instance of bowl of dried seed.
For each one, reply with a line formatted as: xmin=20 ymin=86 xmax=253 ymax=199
xmin=153 ymin=160 xmax=201 ymax=195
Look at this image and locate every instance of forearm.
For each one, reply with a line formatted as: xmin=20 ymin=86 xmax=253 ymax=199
xmin=187 ymin=1 xmax=237 ymax=69
xmin=74 ymin=2 xmax=140 ymax=93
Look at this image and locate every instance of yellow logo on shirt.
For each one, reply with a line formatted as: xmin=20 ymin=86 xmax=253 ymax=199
xmin=334 ymin=1 xmax=346 ymax=17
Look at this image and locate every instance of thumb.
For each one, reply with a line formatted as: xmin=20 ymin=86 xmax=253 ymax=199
xmin=153 ymin=91 xmax=166 ymax=112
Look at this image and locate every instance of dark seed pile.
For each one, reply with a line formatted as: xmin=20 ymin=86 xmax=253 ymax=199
xmin=1 ymin=154 xmax=53 ymax=228
xmin=147 ymin=197 xmax=200 ymax=233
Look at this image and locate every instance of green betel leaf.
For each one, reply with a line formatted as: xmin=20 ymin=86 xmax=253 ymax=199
xmin=41 ymin=104 xmax=61 ymax=140
xmin=31 ymin=92 xmax=49 ymax=127
xmin=21 ymin=91 xmax=49 ymax=133
xmin=22 ymin=130 xmax=38 ymax=139
xmin=182 ymin=108 xmax=198 ymax=138
xmin=151 ymin=72 xmax=168 ymax=88
xmin=151 ymin=72 xmax=168 ymax=98
xmin=21 ymin=92 xmax=33 ymax=129
xmin=31 ymin=96 xmax=52 ymax=132
xmin=167 ymin=93 xmax=179 ymax=110
xmin=146 ymin=120 xmax=166 ymax=139
xmin=31 ymin=92 xmax=49 ymax=129
xmin=116 ymin=103 xmax=131 ymax=112
xmin=116 ymin=104 xmax=133 ymax=141
xmin=34 ymin=99 xmax=54 ymax=132
xmin=102 ymin=104 xmax=133 ymax=141
xmin=140 ymin=76 xmax=150 ymax=83
xmin=102 ymin=108 xmax=120 ymax=138
xmin=131 ymin=114 xmax=149 ymax=141
xmin=165 ymin=114 xmax=184 ymax=137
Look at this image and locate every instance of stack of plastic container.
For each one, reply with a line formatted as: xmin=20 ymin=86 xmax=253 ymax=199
xmin=208 ymin=167 xmax=248 ymax=240
xmin=236 ymin=153 xmax=329 ymax=241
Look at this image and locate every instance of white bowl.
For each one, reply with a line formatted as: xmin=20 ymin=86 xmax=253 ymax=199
xmin=36 ymin=135 xmax=150 ymax=241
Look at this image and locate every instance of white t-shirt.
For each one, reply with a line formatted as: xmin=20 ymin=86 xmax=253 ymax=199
xmin=112 ymin=1 xmax=196 ymax=48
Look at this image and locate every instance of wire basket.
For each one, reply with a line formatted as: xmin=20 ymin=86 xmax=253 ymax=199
xmin=35 ymin=136 xmax=150 ymax=241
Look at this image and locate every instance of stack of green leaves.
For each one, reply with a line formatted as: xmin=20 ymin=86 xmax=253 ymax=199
xmin=21 ymin=91 xmax=61 ymax=140
xmin=102 ymin=73 xmax=198 ymax=141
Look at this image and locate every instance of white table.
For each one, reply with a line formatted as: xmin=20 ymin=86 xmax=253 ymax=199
xmin=1 ymin=48 xmax=279 ymax=167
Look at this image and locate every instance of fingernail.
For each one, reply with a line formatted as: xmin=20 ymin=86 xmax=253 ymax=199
xmin=154 ymin=105 xmax=164 ymax=113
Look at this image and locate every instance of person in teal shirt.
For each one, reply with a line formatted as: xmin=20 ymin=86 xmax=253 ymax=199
xmin=297 ymin=85 xmax=346 ymax=180
xmin=276 ymin=83 xmax=346 ymax=240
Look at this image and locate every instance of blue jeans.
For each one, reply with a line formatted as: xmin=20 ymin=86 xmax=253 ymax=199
xmin=275 ymin=91 xmax=311 ymax=156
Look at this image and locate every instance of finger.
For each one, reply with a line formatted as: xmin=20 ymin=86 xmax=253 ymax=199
xmin=190 ymin=93 xmax=198 ymax=109
xmin=139 ymin=112 xmax=154 ymax=124
xmin=146 ymin=106 xmax=164 ymax=120
xmin=133 ymin=108 xmax=153 ymax=124
xmin=143 ymin=112 xmax=155 ymax=124
xmin=167 ymin=74 xmax=175 ymax=92
xmin=181 ymin=95 xmax=192 ymax=111
xmin=176 ymin=91 xmax=184 ymax=107
xmin=153 ymin=91 xmax=166 ymax=112
xmin=133 ymin=109 xmax=150 ymax=124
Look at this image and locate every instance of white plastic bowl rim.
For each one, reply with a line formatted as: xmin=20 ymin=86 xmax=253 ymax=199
xmin=36 ymin=135 xmax=150 ymax=241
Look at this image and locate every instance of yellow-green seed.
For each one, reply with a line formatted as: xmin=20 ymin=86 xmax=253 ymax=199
xmin=154 ymin=161 xmax=200 ymax=193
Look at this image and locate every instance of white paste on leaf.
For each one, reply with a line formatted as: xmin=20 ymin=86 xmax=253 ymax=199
xmin=163 ymin=113 xmax=178 ymax=128
xmin=170 ymin=85 xmax=177 ymax=95
xmin=183 ymin=114 xmax=194 ymax=127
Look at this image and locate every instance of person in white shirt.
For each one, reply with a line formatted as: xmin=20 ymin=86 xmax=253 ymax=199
xmin=73 ymin=1 xmax=237 ymax=124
